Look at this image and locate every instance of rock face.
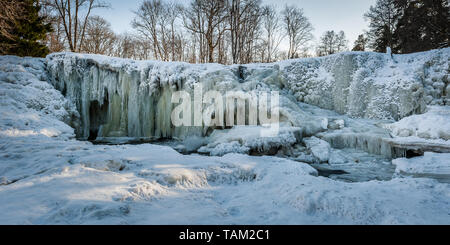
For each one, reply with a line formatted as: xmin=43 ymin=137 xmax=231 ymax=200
xmin=45 ymin=48 xmax=449 ymax=141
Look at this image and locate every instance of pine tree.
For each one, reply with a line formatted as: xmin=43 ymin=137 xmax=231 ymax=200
xmin=352 ymin=34 xmax=367 ymax=51
xmin=0 ymin=0 xmax=52 ymax=57
xmin=394 ymin=0 xmax=449 ymax=53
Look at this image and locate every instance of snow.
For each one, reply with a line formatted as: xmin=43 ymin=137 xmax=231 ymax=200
xmin=0 ymin=56 xmax=78 ymax=140
xmin=303 ymin=137 xmax=331 ymax=163
xmin=393 ymin=153 xmax=450 ymax=182
xmin=46 ymin=48 xmax=449 ymax=141
xmin=385 ymin=106 xmax=450 ymax=141
xmin=1 ymin=146 xmax=448 ymax=224
xmin=1 ymin=51 xmax=450 ymax=225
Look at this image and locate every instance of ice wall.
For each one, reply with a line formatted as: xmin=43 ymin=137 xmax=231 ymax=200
xmin=46 ymin=48 xmax=449 ymax=140
xmin=280 ymin=48 xmax=449 ymax=120
xmin=46 ymin=54 xmax=257 ymax=139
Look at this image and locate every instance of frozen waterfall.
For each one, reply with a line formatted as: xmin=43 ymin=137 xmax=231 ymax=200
xmin=45 ymin=49 xmax=449 ymax=158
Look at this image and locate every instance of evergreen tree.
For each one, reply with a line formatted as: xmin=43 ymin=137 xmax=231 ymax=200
xmin=352 ymin=34 xmax=367 ymax=51
xmin=0 ymin=0 xmax=51 ymax=57
xmin=394 ymin=0 xmax=449 ymax=53
xmin=364 ymin=0 xmax=400 ymax=53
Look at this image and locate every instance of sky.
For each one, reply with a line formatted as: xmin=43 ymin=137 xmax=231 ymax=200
xmin=96 ymin=0 xmax=377 ymax=50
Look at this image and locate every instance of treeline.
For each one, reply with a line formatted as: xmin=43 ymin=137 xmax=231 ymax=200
xmin=0 ymin=0 xmax=448 ymax=63
xmin=42 ymin=0 xmax=317 ymax=63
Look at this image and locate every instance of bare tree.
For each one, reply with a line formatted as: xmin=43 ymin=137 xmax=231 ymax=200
xmin=80 ymin=16 xmax=116 ymax=55
xmin=43 ymin=0 xmax=110 ymax=52
xmin=132 ymin=0 xmax=163 ymax=60
xmin=316 ymin=30 xmax=348 ymax=56
xmin=261 ymin=5 xmax=283 ymax=62
xmin=165 ymin=2 xmax=183 ymax=61
xmin=282 ymin=5 xmax=313 ymax=59
xmin=217 ymin=30 xmax=231 ymax=64
xmin=173 ymin=30 xmax=193 ymax=62
xmin=183 ymin=0 xmax=229 ymax=63
xmin=132 ymin=0 xmax=183 ymax=61
xmin=317 ymin=31 xmax=336 ymax=56
xmin=47 ymin=27 xmax=66 ymax=52
xmin=186 ymin=32 xmax=199 ymax=63
xmin=40 ymin=4 xmax=66 ymax=53
xmin=113 ymin=33 xmax=138 ymax=59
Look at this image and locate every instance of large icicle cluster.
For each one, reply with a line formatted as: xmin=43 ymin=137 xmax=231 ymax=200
xmin=46 ymin=53 xmax=232 ymax=139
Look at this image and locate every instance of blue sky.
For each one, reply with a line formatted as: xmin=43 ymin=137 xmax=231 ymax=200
xmin=96 ymin=0 xmax=377 ymax=49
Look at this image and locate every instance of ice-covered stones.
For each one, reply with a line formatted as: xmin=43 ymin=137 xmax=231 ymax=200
xmin=303 ymin=137 xmax=331 ymax=163
xmin=199 ymin=126 xmax=301 ymax=156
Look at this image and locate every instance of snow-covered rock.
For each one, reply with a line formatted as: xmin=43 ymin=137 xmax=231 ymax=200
xmin=328 ymin=119 xmax=345 ymax=130
xmin=199 ymin=126 xmax=300 ymax=156
xmin=328 ymin=149 xmax=352 ymax=165
xmin=280 ymin=48 xmax=449 ymax=120
xmin=1 ymin=50 xmax=450 ymax=225
xmin=303 ymin=137 xmax=331 ymax=163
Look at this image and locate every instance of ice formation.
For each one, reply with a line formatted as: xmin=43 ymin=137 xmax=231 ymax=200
xmin=46 ymin=48 xmax=449 ymax=142
xmin=0 ymin=55 xmax=78 ymax=140
xmin=198 ymin=126 xmax=300 ymax=156
xmin=303 ymin=137 xmax=331 ymax=163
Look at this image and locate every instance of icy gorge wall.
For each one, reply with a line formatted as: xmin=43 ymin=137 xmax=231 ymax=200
xmin=281 ymin=49 xmax=449 ymax=119
xmin=46 ymin=48 xmax=449 ymax=140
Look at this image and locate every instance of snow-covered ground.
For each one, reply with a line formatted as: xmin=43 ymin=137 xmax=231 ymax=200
xmin=393 ymin=153 xmax=450 ymax=183
xmin=1 ymin=52 xmax=449 ymax=225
